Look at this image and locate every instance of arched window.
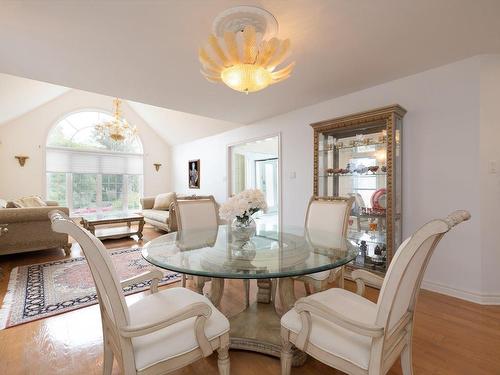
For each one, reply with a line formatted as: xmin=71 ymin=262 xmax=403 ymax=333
xmin=46 ymin=110 xmax=144 ymax=214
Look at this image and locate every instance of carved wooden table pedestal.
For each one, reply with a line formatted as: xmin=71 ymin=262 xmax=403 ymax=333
xmin=198 ymin=277 xmax=307 ymax=366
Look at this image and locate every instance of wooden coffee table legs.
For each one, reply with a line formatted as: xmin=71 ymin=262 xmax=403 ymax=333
xmin=80 ymin=217 xmax=145 ymax=241
xmin=137 ymin=218 xmax=145 ymax=240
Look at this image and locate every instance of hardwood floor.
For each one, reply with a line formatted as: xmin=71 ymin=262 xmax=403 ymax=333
xmin=0 ymin=225 xmax=499 ymax=374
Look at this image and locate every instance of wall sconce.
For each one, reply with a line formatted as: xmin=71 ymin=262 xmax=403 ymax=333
xmin=153 ymin=163 xmax=162 ymax=172
xmin=15 ymin=155 xmax=29 ymax=167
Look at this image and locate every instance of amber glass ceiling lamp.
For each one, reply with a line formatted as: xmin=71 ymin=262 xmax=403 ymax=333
xmin=199 ymin=6 xmax=295 ymax=93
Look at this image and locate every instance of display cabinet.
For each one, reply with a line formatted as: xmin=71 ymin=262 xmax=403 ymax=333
xmin=311 ymin=105 xmax=406 ymax=275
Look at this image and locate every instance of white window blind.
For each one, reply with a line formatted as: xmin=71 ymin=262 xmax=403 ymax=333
xmin=46 ymin=148 xmax=143 ymax=175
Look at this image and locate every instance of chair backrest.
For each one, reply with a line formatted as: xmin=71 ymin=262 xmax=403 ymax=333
xmin=375 ymin=210 xmax=471 ymax=332
xmin=172 ymin=195 xmax=219 ymax=231
xmin=304 ymin=196 xmax=354 ymax=237
xmin=49 ymin=210 xmax=130 ymax=332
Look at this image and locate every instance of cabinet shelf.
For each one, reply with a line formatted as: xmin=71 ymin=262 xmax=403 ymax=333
xmin=318 ymin=141 xmax=386 ymax=153
xmin=348 ymin=230 xmax=386 ymax=245
xmin=319 ymin=172 xmax=387 ymax=178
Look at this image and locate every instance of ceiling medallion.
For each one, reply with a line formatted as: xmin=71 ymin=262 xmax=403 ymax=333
xmin=199 ymin=6 xmax=295 ymax=94
xmin=95 ymin=98 xmax=137 ymax=142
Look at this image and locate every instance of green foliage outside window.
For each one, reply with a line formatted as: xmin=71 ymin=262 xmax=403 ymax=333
xmin=47 ymin=173 xmax=67 ymax=206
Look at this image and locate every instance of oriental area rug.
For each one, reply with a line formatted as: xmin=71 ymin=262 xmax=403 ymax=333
xmin=0 ymin=248 xmax=180 ymax=329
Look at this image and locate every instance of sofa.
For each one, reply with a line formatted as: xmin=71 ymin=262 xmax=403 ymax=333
xmin=140 ymin=195 xmax=173 ymax=232
xmin=140 ymin=193 xmax=225 ymax=232
xmin=0 ymin=200 xmax=71 ymax=256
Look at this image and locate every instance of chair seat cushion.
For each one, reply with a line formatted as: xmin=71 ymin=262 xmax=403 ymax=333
xmin=128 ymin=287 xmax=229 ymax=371
xmin=142 ymin=209 xmax=170 ymax=224
xmin=281 ymin=288 xmax=377 ymax=370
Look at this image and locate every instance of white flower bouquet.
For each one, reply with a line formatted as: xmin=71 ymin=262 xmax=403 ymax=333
xmin=219 ymin=189 xmax=267 ymax=227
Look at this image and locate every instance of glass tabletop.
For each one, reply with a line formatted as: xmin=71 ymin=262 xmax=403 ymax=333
xmin=142 ymin=224 xmax=358 ymax=279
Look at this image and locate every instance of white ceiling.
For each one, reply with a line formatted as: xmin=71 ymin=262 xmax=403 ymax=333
xmin=0 ymin=73 xmax=69 ymax=125
xmin=1 ymin=0 xmax=500 ymax=125
xmin=127 ymin=100 xmax=241 ymax=145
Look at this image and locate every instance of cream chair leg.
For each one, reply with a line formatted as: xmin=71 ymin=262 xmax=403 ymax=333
xmin=103 ymin=341 xmax=114 ymax=375
xmin=304 ymin=282 xmax=312 ymax=295
xmin=401 ymin=344 xmax=413 ymax=375
xmin=281 ymin=332 xmax=293 ymax=375
xmin=401 ymin=330 xmax=414 ymax=375
xmin=217 ymin=346 xmax=230 ymax=375
xmin=338 ymin=266 xmax=345 ymax=289
xmin=181 ymin=274 xmax=186 ymax=288
xmin=244 ymin=279 xmax=250 ymax=307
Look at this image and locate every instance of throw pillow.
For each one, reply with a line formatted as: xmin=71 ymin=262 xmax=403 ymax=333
xmin=16 ymin=196 xmax=47 ymax=208
xmin=153 ymin=192 xmax=176 ymax=210
xmin=0 ymin=199 xmax=7 ymax=208
xmin=12 ymin=199 xmax=26 ymax=208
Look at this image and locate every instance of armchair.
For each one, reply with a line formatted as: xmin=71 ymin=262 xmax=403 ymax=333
xmin=49 ymin=210 xmax=230 ymax=375
xmin=281 ymin=210 xmax=470 ymax=375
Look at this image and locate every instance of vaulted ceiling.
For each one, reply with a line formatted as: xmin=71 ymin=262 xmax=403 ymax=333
xmin=0 ymin=73 xmax=242 ymax=145
xmin=1 ymin=0 xmax=500 ymax=126
xmin=0 ymin=73 xmax=69 ymax=125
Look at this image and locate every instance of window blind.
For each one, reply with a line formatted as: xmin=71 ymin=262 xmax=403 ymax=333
xmin=46 ymin=148 xmax=143 ymax=175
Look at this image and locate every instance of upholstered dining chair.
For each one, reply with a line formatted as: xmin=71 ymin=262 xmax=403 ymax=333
xmin=49 ymin=210 xmax=230 ymax=375
xmin=294 ymin=196 xmax=354 ymax=294
xmin=280 ymin=210 xmax=470 ymax=375
xmin=170 ymin=196 xmax=218 ymax=284
xmin=171 ymin=195 xmax=252 ymax=307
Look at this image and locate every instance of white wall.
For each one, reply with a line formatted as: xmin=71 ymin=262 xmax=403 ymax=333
xmin=0 ymin=89 xmax=170 ymax=200
xmin=172 ymin=56 xmax=496 ymax=303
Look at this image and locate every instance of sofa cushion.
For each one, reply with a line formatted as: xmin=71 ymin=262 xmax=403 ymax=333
xmin=143 ymin=209 xmax=170 ymax=224
xmin=153 ymin=192 xmax=176 ymax=210
xmin=0 ymin=199 xmax=7 ymax=208
xmin=13 ymin=196 xmax=47 ymax=208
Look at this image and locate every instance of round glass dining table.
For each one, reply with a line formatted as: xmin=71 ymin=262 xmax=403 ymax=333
xmin=142 ymin=224 xmax=357 ymax=363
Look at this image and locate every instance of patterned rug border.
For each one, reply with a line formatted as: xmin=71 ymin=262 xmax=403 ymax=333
xmin=0 ymin=247 xmax=181 ymax=330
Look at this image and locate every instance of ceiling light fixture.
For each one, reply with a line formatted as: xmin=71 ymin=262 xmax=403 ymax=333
xmin=199 ymin=6 xmax=295 ymax=93
xmin=95 ymin=98 xmax=137 ymax=142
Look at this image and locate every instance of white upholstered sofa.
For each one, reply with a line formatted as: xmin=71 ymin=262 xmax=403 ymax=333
xmin=140 ymin=193 xmax=175 ymax=232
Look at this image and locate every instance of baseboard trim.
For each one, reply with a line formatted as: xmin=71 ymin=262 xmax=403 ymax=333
xmin=421 ymin=280 xmax=500 ymax=305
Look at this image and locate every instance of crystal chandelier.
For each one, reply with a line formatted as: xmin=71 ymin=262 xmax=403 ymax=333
xmin=95 ymin=98 xmax=137 ymax=142
xmin=199 ymin=7 xmax=295 ymax=93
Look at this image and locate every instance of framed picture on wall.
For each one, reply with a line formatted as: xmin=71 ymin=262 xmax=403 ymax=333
xmin=188 ymin=159 xmax=200 ymax=189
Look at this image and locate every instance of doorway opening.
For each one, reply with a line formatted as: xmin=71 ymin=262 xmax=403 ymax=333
xmin=228 ymin=135 xmax=280 ymax=228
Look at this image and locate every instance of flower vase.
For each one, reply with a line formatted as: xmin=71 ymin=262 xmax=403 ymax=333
xmin=231 ymin=217 xmax=256 ymax=242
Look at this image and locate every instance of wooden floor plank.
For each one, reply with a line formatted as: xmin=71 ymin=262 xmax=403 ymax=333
xmin=0 ymin=225 xmax=499 ymax=374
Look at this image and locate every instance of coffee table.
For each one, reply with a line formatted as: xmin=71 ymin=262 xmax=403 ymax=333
xmin=79 ymin=211 xmax=145 ymax=240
